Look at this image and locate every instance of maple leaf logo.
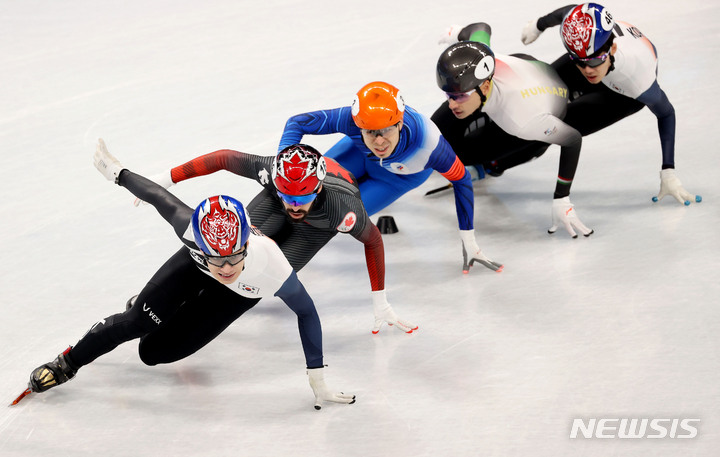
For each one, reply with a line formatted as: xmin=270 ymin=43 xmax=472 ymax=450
xmin=325 ymin=159 xmax=355 ymax=184
xmin=281 ymin=150 xmax=316 ymax=183
xmin=336 ymin=211 xmax=357 ymax=233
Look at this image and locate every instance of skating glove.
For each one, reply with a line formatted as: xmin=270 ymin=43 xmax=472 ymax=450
xmin=466 ymin=165 xmax=486 ymax=181
xmin=371 ymin=290 xmax=418 ymax=334
xmin=307 ymin=367 xmax=355 ymax=410
xmin=93 ymin=138 xmax=125 ymax=184
xmin=548 ymin=196 xmax=594 ymax=238
xmin=459 ymin=230 xmax=504 ymax=274
xmin=655 ymin=169 xmax=701 ymax=205
xmin=133 ymin=169 xmax=174 ymax=206
xmin=438 ymin=24 xmax=463 ymax=45
xmin=520 ymin=20 xmax=542 ymax=45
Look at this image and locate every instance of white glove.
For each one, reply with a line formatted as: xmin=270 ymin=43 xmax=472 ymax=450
xmin=654 ymin=169 xmax=701 ymax=205
xmin=93 ymin=138 xmax=124 ymax=183
xmin=459 ymin=229 xmax=504 ymax=274
xmin=371 ymin=290 xmax=417 ymax=334
xmin=133 ymin=169 xmax=175 ymax=206
xmin=438 ymin=24 xmax=463 ymax=46
xmin=548 ymin=196 xmax=594 ymax=238
xmin=307 ymin=367 xmax=355 ymax=410
xmin=520 ymin=20 xmax=542 ymax=45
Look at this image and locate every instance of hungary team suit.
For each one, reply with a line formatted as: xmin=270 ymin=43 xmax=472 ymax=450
xmin=432 ymin=52 xmax=583 ymax=197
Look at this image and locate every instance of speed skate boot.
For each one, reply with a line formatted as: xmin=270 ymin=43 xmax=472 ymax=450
xmin=484 ymin=161 xmax=504 ymax=178
xmin=29 ymin=347 xmax=79 ymax=393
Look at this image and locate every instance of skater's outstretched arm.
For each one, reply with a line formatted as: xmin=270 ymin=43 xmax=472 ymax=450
xmin=94 ymin=138 xmax=193 ymax=237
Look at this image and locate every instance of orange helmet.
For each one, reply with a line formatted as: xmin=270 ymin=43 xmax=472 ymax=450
xmin=351 ymin=81 xmax=405 ymax=130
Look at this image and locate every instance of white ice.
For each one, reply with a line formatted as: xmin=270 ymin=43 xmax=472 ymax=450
xmin=1 ymin=1 xmax=718 ymax=456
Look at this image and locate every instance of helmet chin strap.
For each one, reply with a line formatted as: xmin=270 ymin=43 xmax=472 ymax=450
xmin=607 ymin=54 xmax=616 ymax=73
xmin=475 ymin=86 xmax=488 ymax=110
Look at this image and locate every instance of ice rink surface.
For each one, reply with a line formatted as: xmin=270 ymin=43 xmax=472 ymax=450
xmin=1 ymin=1 xmax=718 ymax=456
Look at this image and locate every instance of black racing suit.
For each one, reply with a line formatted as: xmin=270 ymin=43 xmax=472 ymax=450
xmin=430 ymin=101 xmax=550 ymax=175
xmin=67 ymin=170 xmax=325 ymax=370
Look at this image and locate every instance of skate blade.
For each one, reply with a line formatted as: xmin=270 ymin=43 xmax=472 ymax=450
xmin=10 ymin=388 xmax=32 ymax=406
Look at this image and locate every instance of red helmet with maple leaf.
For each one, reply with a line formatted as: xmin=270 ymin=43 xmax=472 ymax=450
xmin=272 ymin=144 xmax=327 ymax=196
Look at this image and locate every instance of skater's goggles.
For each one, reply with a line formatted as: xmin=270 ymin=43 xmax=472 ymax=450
xmin=569 ymin=52 xmax=610 ymax=68
xmin=445 ymin=89 xmax=475 ymax=103
xmin=204 ymin=249 xmax=248 ymax=267
xmin=360 ymin=122 xmax=400 ymax=139
xmin=276 ymin=190 xmax=319 ymax=207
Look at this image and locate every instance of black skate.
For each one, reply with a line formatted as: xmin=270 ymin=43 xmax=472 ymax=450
xmin=28 ymin=347 xmax=79 ymax=393
xmin=484 ymin=161 xmax=504 ymax=178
